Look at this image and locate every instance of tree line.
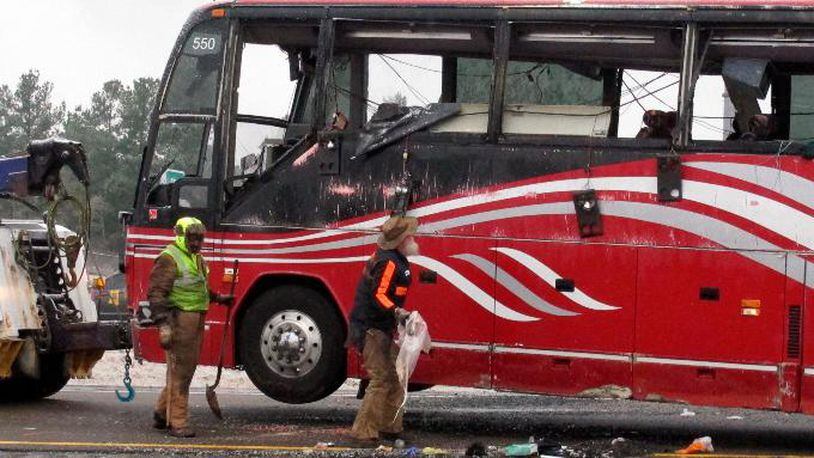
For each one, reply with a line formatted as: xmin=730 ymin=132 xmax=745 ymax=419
xmin=0 ymin=69 xmax=158 ymax=253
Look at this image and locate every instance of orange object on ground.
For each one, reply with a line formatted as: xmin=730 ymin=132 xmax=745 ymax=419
xmin=676 ymin=436 xmax=714 ymax=454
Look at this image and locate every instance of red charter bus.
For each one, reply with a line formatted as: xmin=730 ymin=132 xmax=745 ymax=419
xmin=124 ymin=0 xmax=814 ymax=411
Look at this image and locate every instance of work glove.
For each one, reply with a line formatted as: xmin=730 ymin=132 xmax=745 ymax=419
xmin=213 ymin=294 xmax=235 ymax=307
xmin=158 ymin=323 xmax=172 ymax=350
xmin=394 ymin=307 xmax=411 ymax=325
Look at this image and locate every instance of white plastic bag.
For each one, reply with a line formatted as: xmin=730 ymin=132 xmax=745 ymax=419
xmin=395 ymin=311 xmax=432 ymax=395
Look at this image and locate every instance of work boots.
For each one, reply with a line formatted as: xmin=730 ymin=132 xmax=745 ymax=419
xmin=152 ymin=412 xmax=167 ymax=430
xmin=168 ymin=427 xmax=196 ymax=438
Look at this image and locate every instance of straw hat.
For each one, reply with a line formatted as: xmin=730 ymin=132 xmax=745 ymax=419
xmin=377 ymin=216 xmax=419 ymax=250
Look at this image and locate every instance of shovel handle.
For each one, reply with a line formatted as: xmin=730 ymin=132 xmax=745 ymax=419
xmin=213 ymin=259 xmax=239 ymax=384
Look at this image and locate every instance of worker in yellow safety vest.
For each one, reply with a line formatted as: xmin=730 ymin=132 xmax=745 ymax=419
xmin=147 ymin=217 xmax=233 ymax=438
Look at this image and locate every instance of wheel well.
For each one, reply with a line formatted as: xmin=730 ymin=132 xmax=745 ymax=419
xmin=233 ymin=274 xmax=348 ymax=366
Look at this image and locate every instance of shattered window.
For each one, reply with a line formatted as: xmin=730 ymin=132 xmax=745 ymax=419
xmin=368 ymin=54 xmax=442 ymax=111
xmin=300 ymin=54 xmax=353 ymax=127
xmin=163 ymin=20 xmax=228 ymax=114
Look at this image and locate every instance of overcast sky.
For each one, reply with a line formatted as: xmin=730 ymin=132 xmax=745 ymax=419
xmin=0 ymin=0 xmax=208 ymax=110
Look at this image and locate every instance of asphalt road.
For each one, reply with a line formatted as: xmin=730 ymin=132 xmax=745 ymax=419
xmin=2 ymin=385 xmax=814 ymax=457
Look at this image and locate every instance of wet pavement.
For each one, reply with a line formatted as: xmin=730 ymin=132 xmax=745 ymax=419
xmin=1 ymin=385 xmax=814 ymax=456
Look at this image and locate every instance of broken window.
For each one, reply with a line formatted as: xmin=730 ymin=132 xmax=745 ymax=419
xmin=367 ymin=54 xmax=442 ymax=116
xmin=683 ymin=27 xmax=814 ymax=144
xmin=619 ymin=70 xmax=681 ymax=139
xmin=501 ymin=23 xmax=683 ymax=140
xmin=232 ymin=43 xmax=298 ymax=177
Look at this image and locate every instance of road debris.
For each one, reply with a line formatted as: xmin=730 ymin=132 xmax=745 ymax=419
xmin=679 ymin=408 xmax=696 ymax=417
xmin=313 ymin=441 xmax=334 ymax=451
xmin=465 ymin=442 xmax=487 ymax=456
xmin=504 ymin=442 xmax=538 ymax=456
xmin=676 ymin=436 xmax=714 ymax=454
xmin=611 ymin=437 xmax=626 ymax=446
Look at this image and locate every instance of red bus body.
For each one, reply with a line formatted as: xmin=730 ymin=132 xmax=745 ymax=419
xmin=126 ymin=0 xmax=814 ymax=411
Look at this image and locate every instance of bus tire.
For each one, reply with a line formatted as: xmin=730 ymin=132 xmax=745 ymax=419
xmin=239 ymin=285 xmax=346 ymax=404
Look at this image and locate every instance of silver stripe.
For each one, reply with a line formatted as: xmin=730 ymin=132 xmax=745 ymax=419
xmin=423 ymin=200 xmax=809 ymax=287
xmin=494 ymin=346 xmax=631 ymax=362
xmin=493 ymin=247 xmax=620 ymax=311
xmin=135 ymin=200 xmax=811 ymax=287
xmin=686 ymin=161 xmax=814 ymax=211
xmin=432 ymin=342 xmax=490 ymax=352
xmin=132 ymin=253 xmax=369 ymax=264
xmin=220 ymin=234 xmax=377 ymax=255
xmin=452 ymin=253 xmax=579 ymax=317
xmin=217 ymin=203 xmax=575 ymax=256
xmin=410 ymin=255 xmax=539 ymax=322
xmin=600 ymin=201 xmax=807 ymax=286
xmin=634 ymin=355 xmax=777 ymax=373
xmin=433 ymin=345 xmax=778 ymax=372
xmin=421 ymin=203 xmax=575 ymax=233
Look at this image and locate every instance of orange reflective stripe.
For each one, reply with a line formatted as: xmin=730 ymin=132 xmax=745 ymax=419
xmin=375 ymin=261 xmax=396 ymax=309
xmin=395 ymin=286 xmax=408 ymax=296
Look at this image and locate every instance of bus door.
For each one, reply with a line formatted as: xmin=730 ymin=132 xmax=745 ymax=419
xmin=633 ymin=248 xmax=788 ymax=410
xmin=492 ymin=240 xmax=637 ymax=395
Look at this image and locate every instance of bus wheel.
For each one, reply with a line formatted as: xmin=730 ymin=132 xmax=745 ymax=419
xmin=239 ymin=285 xmax=346 ymax=404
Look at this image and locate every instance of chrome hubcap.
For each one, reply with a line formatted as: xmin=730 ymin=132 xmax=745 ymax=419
xmin=260 ymin=309 xmax=322 ymax=378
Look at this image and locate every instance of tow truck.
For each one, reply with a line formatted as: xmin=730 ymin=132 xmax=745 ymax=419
xmin=0 ymin=139 xmax=131 ymax=400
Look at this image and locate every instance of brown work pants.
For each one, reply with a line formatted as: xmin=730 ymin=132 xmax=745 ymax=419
xmin=154 ymin=310 xmax=205 ymax=430
xmin=352 ymin=329 xmax=404 ymax=440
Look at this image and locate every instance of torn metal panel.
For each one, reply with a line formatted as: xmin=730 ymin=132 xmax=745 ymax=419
xmin=352 ymin=103 xmax=461 ymax=159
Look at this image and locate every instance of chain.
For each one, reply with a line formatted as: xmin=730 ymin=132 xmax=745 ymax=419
xmin=116 ymin=348 xmax=135 ymax=402
xmin=123 ymin=349 xmax=132 ymax=386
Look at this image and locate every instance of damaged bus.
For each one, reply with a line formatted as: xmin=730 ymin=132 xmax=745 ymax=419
xmin=123 ymin=0 xmax=814 ymax=412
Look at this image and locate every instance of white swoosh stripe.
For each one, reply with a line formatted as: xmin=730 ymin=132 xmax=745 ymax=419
xmin=686 ymin=161 xmax=814 ymax=211
xmin=131 ymin=253 xmax=369 ymax=264
xmin=129 ymin=174 xmax=814 ymax=253
xmin=493 ymin=247 xmax=619 ymax=311
xmin=130 ymin=251 xmax=539 ymax=322
xmin=215 ymin=176 xmax=814 ymax=255
xmin=410 ymin=256 xmax=539 ymax=322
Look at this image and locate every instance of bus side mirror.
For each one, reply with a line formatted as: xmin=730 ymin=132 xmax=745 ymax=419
xmin=118 ymin=211 xmax=133 ymax=226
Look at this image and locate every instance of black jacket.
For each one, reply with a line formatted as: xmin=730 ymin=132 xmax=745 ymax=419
xmin=349 ymin=248 xmax=412 ymax=348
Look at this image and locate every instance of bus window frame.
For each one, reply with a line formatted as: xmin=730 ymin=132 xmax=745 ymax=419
xmin=134 ymin=14 xmax=239 ymax=228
